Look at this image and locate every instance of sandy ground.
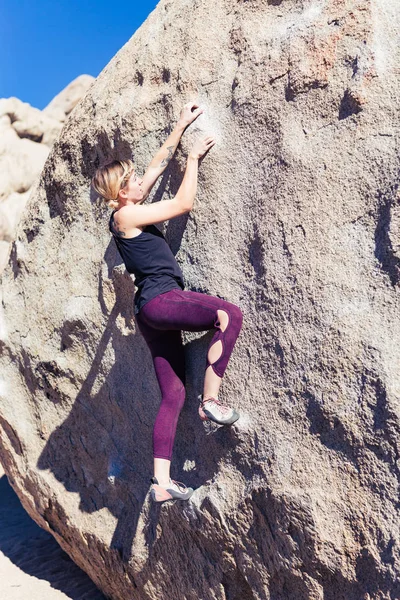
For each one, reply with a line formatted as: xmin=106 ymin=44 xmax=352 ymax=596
xmin=0 ymin=464 xmax=106 ymax=600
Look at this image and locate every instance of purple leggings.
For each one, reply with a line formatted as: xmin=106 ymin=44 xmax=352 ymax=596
xmin=135 ymin=289 xmax=243 ymax=461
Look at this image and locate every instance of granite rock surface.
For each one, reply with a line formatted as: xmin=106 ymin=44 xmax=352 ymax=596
xmin=0 ymin=1 xmax=399 ymax=599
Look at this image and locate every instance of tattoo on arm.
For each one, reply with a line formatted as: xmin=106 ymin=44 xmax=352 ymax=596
xmin=159 ymin=145 xmax=175 ymax=167
xmin=112 ymin=216 xmax=126 ymax=237
xmin=116 ymin=225 xmax=126 ymax=237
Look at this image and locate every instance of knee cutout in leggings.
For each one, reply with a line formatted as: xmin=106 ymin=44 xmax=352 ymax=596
xmin=206 ymin=309 xmax=230 ymax=378
xmin=207 ymin=339 xmax=223 ymax=365
xmin=206 ymin=344 xmax=226 ymax=378
xmin=215 ymin=309 xmax=230 ymax=332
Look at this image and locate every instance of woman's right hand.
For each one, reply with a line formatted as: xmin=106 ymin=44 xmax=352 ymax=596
xmin=189 ymin=135 xmax=216 ymax=160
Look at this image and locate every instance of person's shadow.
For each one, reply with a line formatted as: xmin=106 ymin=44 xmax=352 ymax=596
xmin=37 ymin=127 xmax=242 ymax=573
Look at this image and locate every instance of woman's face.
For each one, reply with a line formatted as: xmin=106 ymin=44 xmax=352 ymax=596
xmin=119 ymin=169 xmax=144 ymax=203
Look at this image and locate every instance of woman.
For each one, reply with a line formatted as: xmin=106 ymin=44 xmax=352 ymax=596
xmin=91 ymin=102 xmax=243 ymax=503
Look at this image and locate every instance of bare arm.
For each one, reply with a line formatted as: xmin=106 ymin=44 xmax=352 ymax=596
xmin=119 ymin=135 xmax=215 ymax=228
xmin=140 ymin=102 xmax=204 ymax=202
xmin=140 ymin=121 xmax=186 ymax=202
xmin=175 ymin=155 xmax=198 ymax=210
xmin=121 ymin=155 xmax=199 ymax=227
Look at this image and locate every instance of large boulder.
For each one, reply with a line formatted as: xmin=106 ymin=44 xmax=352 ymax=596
xmin=0 ymin=1 xmax=399 ymax=598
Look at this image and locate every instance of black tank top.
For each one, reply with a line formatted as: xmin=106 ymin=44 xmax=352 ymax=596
xmin=109 ymin=210 xmax=185 ymax=315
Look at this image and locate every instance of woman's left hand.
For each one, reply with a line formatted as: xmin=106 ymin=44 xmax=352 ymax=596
xmin=178 ymin=102 xmax=204 ymax=128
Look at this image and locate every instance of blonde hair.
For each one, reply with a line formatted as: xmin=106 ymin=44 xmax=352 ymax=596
xmin=91 ymin=159 xmax=135 ymax=210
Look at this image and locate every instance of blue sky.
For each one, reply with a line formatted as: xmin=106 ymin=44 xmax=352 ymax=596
xmin=1 ymin=0 xmax=159 ymax=110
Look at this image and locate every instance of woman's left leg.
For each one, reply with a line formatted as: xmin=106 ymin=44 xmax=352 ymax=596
xmin=135 ymin=314 xmax=186 ymax=484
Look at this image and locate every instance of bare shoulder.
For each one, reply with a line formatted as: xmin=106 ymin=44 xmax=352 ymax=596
xmin=113 ymin=205 xmax=144 ymax=238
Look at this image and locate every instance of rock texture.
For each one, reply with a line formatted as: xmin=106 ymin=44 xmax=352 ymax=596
xmin=1 ymin=1 xmax=400 ymax=599
xmin=0 ymin=75 xmax=95 ymax=272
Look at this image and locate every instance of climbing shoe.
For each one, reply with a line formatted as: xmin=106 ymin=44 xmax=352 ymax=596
xmin=150 ymin=476 xmax=194 ymax=503
xmin=198 ymin=394 xmax=240 ymax=425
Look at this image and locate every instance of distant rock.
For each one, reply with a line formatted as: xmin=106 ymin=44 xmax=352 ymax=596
xmin=0 ymin=97 xmax=61 ymax=146
xmin=43 ymin=74 xmax=95 ymax=122
xmin=0 ymin=75 xmax=95 ymax=272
